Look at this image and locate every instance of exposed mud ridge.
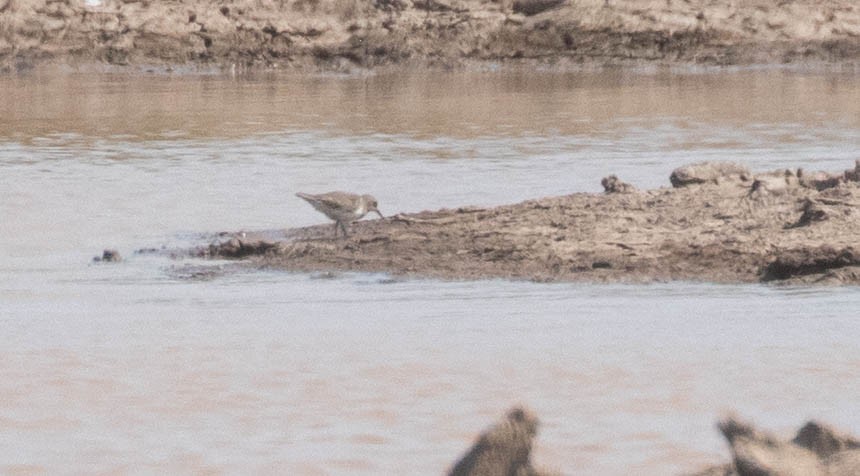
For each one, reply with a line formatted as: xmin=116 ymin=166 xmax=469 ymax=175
xmin=3 ymin=0 xmax=860 ymax=72
xmin=197 ymin=161 xmax=860 ymax=285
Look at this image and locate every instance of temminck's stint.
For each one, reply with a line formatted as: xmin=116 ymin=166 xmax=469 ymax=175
xmin=296 ymin=191 xmax=384 ymax=237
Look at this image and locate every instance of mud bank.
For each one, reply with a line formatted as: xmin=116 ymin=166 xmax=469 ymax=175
xmin=3 ymin=0 xmax=860 ymax=72
xmin=197 ymin=161 xmax=860 ymax=285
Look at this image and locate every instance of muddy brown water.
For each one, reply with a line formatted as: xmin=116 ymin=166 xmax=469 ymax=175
xmin=2 ymin=68 xmax=860 ymax=474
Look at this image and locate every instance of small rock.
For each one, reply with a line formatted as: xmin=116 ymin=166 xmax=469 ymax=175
xmin=601 ymin=175 xmax=637 ymax=193
xmin=748 ymin=170 xmax=799 ymax=197
xmin=670 ymin=161 xmax=750 ymax=188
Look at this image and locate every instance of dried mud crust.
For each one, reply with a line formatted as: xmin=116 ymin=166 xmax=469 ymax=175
xmin=3 ymin=0 xmax=860 ymax=71
xmin=201 ymin=162 xmax=860 ymax=285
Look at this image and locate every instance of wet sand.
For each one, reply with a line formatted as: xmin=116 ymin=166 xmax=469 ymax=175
xmin=3 ymin=0 xmax=860 ymax=72
xmin=200 ymin=162 xmax=860 ymax=286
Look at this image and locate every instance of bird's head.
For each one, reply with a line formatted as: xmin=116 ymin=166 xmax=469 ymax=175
xmin=362 ymin=194 xmax=384 ymax=219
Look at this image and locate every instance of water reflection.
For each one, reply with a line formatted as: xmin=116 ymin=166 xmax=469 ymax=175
xmin=2 ymin=69 xmax=859 ymax=139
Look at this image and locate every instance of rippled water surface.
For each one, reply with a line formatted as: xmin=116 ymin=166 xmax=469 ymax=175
xmin=2 ymin=69 xmax=860 ymax=474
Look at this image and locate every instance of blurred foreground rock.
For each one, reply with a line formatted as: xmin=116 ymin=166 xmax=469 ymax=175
xmin=691 ymin=415 xmax=860 ymax=476
xmin=448 ymin=406 xmax=553 ymax=476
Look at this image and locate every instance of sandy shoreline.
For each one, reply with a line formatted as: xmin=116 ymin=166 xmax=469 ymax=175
xmin=3 ymin=0 xmax=860 ymax=73
xmin=192 ymin=162 xmax=860 ymax=286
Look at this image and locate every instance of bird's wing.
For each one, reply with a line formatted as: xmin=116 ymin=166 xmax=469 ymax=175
xmin=313 ymin=192 xmax=359 ymax=210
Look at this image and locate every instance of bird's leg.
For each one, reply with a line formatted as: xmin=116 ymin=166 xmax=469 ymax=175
xmin=339 ymin=221 xmax=349 ymax=237
xmin=333 ymin=221 xmax=340 ymax=238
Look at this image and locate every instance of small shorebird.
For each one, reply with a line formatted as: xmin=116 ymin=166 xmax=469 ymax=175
xmin=296 ymin=191 xmax=384 ymax=237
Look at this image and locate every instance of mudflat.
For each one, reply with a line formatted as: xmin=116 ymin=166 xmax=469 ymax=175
xmin=200 ymin=162 xmax=860 ymax=285
xmin=3 ymin=0 xmax=860 ymax=72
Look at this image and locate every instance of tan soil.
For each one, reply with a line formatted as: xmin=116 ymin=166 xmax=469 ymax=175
xmin=199 ymin=162 xmax=860 ymax=285
xmin=3 ymin=0 xmax=860 ymax=72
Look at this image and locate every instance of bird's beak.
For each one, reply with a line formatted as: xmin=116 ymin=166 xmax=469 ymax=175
xmin=374 ymin=209 xmax=384 ymax=219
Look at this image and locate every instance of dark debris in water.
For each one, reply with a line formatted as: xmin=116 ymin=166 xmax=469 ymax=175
xmin=92 ymin=249 xmax=122 ymax=263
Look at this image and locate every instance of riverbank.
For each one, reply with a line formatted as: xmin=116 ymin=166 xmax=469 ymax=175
xmin=3 ymin=0 xmax=860 ymax=73
xmin=195 ymin=161 xmax=860 ymax=285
